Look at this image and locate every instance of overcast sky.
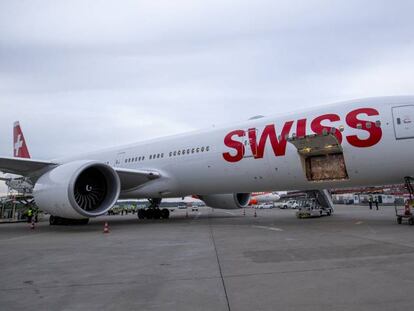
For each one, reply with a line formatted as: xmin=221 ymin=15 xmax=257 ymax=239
xmin=1 ymin=0 xmax=414 ymax=193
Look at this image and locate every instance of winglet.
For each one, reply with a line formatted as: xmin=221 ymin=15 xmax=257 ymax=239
xmin=13 ymin=121 xmax=30 ymax=158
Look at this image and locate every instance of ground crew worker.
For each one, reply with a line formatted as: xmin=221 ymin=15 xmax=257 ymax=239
xmin=374 ymin=197 xmax=379 ymax=210
xmin=368 ymin=195 xmax=373 ymax=210
xmin=27 ymin=208 xmax=33 ymax=223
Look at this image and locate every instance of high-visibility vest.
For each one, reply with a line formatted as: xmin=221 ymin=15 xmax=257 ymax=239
xmin=28 ymin=210 xmax=33 ymax=216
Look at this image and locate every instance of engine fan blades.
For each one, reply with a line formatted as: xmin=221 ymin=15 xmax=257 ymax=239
xmin=74 ymin=168 xmax=107 ymax=211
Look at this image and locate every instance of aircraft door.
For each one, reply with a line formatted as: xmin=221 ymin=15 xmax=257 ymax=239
xmin=392 ymin=105 xmax=414 ymax=139
xmin=243 ymin=129 xmax=258 ymax=158
xmin=114 ymin=152 xmax=126 ymax=167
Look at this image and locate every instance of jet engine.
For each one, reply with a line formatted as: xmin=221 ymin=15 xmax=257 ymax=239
xmin=33 ymin=161 xmax=120 ymax=219
xmin=199 ymin=193 xmax=251 ymax=209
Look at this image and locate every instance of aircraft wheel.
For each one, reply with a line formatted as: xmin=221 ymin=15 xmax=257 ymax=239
xmin=138 ymin=209 xmax=146 ymax=220
xmin=397 ymin=217 xmax=402 ymax=224
xmin=161 ymin=208 xmax=170 ymax=219
xmin=78 ymin=219 xmax=90 ymax=225
xmin=49 ymin=215 xmax=57 ymax=226
xmin=146 ymin=209 xmax=154 ymax=220
xmin=153 ymin=208 xmax=162 ymax=220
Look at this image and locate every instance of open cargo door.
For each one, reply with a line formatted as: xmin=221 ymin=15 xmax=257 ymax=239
xmin=288 ymin=133 xmax=349 ymax=182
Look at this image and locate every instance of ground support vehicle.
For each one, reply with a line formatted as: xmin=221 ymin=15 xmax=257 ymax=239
xmin=296 ymin=198 xmax=333 ymax=219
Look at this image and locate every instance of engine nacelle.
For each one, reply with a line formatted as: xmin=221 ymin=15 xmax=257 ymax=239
xmin=200 ymin=193 xmax=251 ymax=209
xmin=33 ymin=161 xmax=121 ymax=219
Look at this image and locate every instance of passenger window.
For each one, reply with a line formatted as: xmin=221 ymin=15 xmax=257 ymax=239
xmin=157 ymin=154 xmax=160 ymax=159
xmin=187 ymin=149 xmax=190 ymax=154
xmin=196 ymin=148 xmax=200 ymax=153
xmin=174 ymin=151 xmax=177 ymax=156
xmin=206 ymin=146 xmax=210 ymax=152
xmin=150 ymin=155 xmax=152 ymax=160
xmin=201 ymin=147 xmax=205 ymax=152
xmin=192 ymin=148 xmax=195 ymax=153
xmin=182 ymin=149 xmax=185 ymax=155
xmin=161 ymin=153 xmax=164 ymax=158
xmin=178 ymin=151 xmax=181 ymax=156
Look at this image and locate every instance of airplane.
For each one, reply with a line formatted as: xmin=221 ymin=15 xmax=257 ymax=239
xmin=0 ymin=96 xmax=413 ymax=225
xmin=0 ymin=122 xmax=33 ymax=194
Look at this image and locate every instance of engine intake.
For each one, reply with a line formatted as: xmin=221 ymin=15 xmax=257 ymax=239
xmin=34 ymin=161 xmax=120 ymax=219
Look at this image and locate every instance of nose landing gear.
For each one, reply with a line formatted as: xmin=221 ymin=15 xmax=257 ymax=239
xmin=137 ymin=198 xmax=170 ymax=220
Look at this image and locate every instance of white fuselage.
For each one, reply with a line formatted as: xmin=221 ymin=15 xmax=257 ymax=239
xmin=57 ymin=97 xmax=414 ymax=199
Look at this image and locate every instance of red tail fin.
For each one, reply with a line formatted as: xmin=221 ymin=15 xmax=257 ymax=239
xmin=13 ymin=121 xmax=30 ymax=158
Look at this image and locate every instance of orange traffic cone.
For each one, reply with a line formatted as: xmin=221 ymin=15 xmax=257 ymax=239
xmin=103 ymin=222 xmax=110 ymax=234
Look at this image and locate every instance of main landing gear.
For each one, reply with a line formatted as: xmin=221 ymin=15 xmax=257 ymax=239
xmin=137 ymin=198 xmax=170 ymax=220
xmin=49 ymin=215 xmax=89 ymax=226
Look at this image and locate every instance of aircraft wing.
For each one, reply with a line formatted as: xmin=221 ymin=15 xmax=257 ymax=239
xmin=0 ymin=156 xmax=160 ymax=191
xmin=0 ymin=157 xmax=56 ymax=175
xmin=115 ymin=168 xmax=161 ymax=191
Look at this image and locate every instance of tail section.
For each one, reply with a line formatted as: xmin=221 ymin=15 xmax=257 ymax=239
xmin=13 ymin=121 xmax=30 ymax=158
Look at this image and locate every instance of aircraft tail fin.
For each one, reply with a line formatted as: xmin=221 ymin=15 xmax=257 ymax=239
xmin=13 ymin=121 xmax=30 ymax=158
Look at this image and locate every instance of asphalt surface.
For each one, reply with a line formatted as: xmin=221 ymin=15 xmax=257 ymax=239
xmin=1 ymin=205 xmax=414 ymax=311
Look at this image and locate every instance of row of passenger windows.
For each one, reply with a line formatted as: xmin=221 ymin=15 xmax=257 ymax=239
xmin=123 ymin=146 xmax=210 ymax=164
xmin=125 ymin=156 xmax=147 ymax=163
xmin=169 ymin=146 xmax=210 ymax=157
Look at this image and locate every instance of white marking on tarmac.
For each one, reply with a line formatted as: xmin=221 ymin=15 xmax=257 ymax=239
xmin=355 ymin=221 xmax=364 ymax=225
xmin=222 ymin=211 xmax=236 ymax=216
xmin=252 ymin=225 xmax=284 ymax=232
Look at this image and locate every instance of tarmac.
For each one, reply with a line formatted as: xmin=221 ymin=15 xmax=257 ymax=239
xmin=1 ymin=205 xmax=414 ymax=311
